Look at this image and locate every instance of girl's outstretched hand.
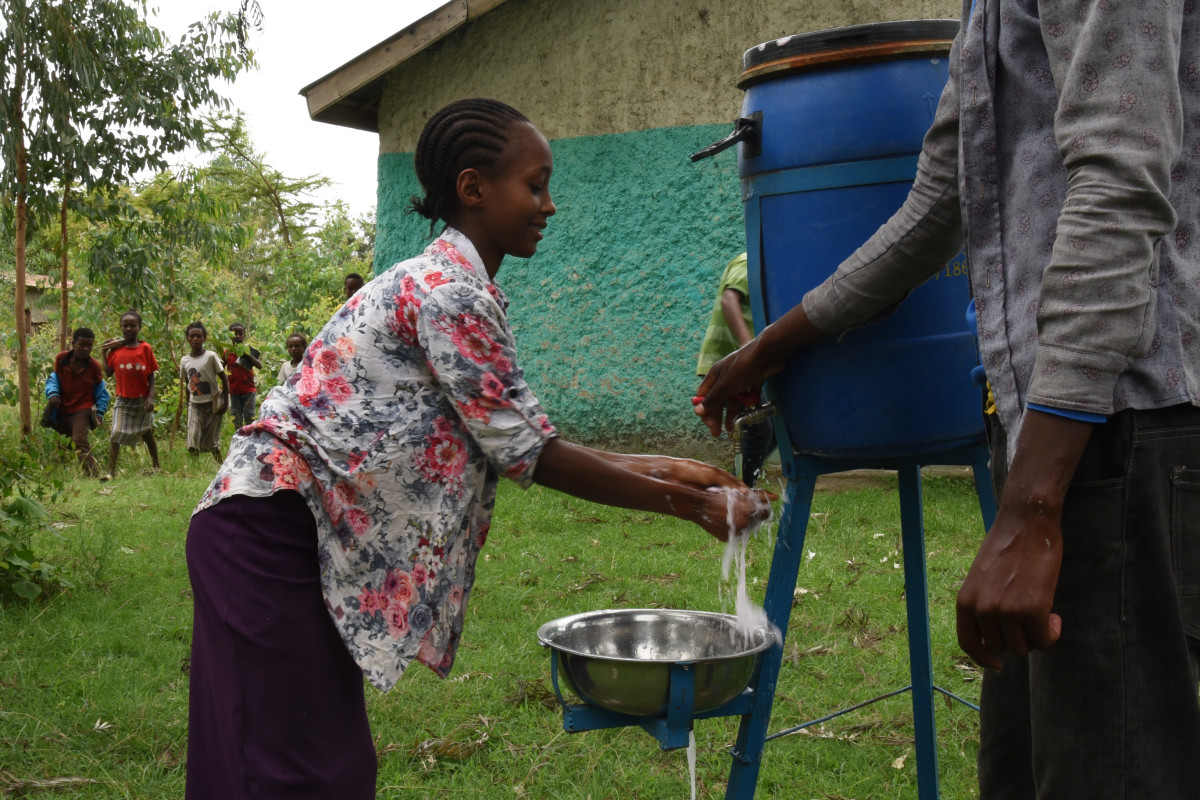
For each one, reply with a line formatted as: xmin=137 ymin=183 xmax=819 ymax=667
xmin=694 ymin=485 xmax=775 ymax=543
xmin=533 ymin=441 xmax=775 ymax=543
xmin=603 ymin=454 xmax=779 ymax=498
xmin=608 ymin=454 xmax=742 ymax=490
xmin=625 ymin=456 xmax=779 ymax=541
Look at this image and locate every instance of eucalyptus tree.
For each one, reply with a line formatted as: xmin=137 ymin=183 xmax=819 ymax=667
xmin=85 ymin=170 xmax=251 ymax=366
xmin=82 ymin=121 xmax=370 ymax=367
xmin=0 ymin=0 xmax=252 ymax=437
xmin=202 ymin=114 xmax=332 ymax=325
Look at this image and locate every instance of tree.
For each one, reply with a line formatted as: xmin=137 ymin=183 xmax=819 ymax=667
xmin=85 ymin=171 xmax=250 ymax=356
xmin=81 ymin=121 xmax=373 ymax=370
xmin=206 ymin=114 xmax=327 ymax=253
xmin=203 ymin=113 xmax=330 ymax=321
xmin=0 ymin=0 xmax=252 ymax=438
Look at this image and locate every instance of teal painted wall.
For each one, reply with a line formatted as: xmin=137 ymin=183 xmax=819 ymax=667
xmin=377 ymin=123 xmax=744 ymax=447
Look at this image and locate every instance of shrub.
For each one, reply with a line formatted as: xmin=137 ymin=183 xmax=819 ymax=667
xmin=0 ymin=369 xmax=70 ymax=601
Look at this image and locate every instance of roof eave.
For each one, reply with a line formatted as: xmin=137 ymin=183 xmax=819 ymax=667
xmin=300 ymin=0 xmax=511 ymax=133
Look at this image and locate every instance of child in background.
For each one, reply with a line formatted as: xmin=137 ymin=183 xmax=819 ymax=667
xmin=180 ymin=322 xmax=228 ymax=464
xmin=344 ymin=272 xmax=366 ymax=299
xmin=44 ymin=328 xmax=109 ymax=477
xmin=222 ymin=322 xmax=261 ymax=430
xmin=101 ymin=310 xmax=160 ymax=479
xmin=276 ymin=332 xmax=307 ymax=385
xmin=184 ymin=98 xmax=772 ymax=800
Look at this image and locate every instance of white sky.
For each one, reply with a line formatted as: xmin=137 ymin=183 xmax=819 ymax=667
xmin=151 ymin=0 xmax=446 ymax=217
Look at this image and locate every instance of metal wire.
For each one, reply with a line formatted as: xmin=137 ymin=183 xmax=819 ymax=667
xmin=934 ymin=685 xmax=980 ymax=712
xmin=764 ymin=685 xmax=914 ymax=742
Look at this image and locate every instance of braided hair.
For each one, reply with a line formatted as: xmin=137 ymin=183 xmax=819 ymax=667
xmin=408 ymin=98 xmax=530 ymax=236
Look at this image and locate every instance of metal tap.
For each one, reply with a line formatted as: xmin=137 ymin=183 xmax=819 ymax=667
xmin=731 ymin=401 xmax=776 ymax=482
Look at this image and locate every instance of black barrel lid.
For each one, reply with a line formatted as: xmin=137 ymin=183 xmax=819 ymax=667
xmin=739 ymin=19 xmax=961 ymax=88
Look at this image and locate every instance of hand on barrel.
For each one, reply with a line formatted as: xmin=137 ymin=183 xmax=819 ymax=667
xmin=693 ymin=341 xmax=772 ymax=437
xmin=693 ymin=304 xmax=823 ymax=437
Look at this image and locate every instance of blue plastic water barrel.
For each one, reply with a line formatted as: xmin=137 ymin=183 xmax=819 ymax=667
xmin=738 ymin=20 xmax=982 ymax=459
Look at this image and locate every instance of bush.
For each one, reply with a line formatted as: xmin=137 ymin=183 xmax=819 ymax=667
xmin=0 ymin=344 xmax=70 ymax=600
xmin=0 ymin=443 xmax=69 ymax=600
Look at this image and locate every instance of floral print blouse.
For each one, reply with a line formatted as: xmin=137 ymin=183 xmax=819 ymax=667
xmin=194 ymin=228 xmax=557 ymax=690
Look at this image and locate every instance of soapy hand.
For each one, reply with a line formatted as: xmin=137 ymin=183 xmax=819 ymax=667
xmin=697 ymin=484 xmax=774 ymax=543
xmin=596 ymin=452 xmax=776 ymax=541
xmin=643 ymin=455 xmax=745 ymax=491
xmin=605 ymin=454 xmax=778 ymax=500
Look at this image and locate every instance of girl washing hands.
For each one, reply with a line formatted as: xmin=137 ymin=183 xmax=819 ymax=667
xmin=184 ymin=98 xmax=771 ymax=799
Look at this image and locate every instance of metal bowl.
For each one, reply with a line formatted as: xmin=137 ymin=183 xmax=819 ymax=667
xmin=537 ymin=609 xmax=775 ymax=717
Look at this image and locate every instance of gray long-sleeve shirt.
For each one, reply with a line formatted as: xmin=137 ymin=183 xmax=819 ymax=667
xmin=803 ymin=0 xmax=1200 ymax=449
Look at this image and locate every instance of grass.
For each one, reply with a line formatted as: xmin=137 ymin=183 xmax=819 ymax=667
xmin=0 ymin=426 xmax=988 ymax=799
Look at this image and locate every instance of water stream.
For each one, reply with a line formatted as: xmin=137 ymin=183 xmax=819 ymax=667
xmin=717 ymin=486 xmax=781 ymax=645
xmin=688 ymin=730 xmax=697 ymax=800
xmin=684 ymin=487 xmax=784 ymax=795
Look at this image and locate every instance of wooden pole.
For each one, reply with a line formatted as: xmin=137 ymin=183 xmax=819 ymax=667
xmin=59 ymin=177 xmax=70 ymax=351
xmin=14 ymin=46 xmax=32 ymax=439
xmin=170 ymin=377 xmax=185 ymax=446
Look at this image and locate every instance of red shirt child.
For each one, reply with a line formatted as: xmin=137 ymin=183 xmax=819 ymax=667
xmin=53 ymin=349 xmax=104 ymax=415
xmin=222 ymin=322 xmax=262 ymax=430
xmin=222 ymin=323 xmax=260 ymax=396
xmin=108 ymin=341 xmax=159 ymax=399
xmin=224 ymin=354 xmax=256 ymax=396
xmin=100 ymin=311 xmax=162 ymax=477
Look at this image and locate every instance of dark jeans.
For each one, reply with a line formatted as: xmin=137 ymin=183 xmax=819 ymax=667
xmin=229 ymin=391 xmax=256 ymax=430
xmin=978 ymin=404 xmax=1200 ymax=799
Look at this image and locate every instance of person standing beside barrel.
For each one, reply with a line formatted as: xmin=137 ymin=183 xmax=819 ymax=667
xmin=182 ymin=98 xmax=773 ymax=800
xmin=696 ymin=4 xmax=1200 ymax=798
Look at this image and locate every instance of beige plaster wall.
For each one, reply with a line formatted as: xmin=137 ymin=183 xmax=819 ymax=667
xmin=378 ymin=0 xmax=959 ymax=153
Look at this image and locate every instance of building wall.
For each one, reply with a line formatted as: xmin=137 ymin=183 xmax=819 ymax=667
xmin=377 ymin=0 xmax=959 ymax=148
xmin=375 ymin=0 xmax=958 ymax=449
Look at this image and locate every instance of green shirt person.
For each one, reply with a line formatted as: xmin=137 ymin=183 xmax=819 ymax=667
xmin=696 ymin=253 xmax=754 ymax=377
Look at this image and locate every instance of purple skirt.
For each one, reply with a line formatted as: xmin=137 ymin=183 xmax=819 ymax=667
xmin=185 ymin=491 xmax=376 ymax=799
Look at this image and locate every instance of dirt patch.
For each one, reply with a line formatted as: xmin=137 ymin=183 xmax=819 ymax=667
xmin=815 ymin=470 xmax=892 ymax=492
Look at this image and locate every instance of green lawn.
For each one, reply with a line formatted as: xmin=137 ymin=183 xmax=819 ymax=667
xmin=1 ymin=435 xmax=986 ymax=799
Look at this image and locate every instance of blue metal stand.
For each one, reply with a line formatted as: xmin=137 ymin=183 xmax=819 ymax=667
xmin=544 ymin=434 xmax=997 ymax=798
xmin=723 ymin=441 xmax=997 ymax=800
xmin=549 ymin=653 xmax=757 ymax=750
